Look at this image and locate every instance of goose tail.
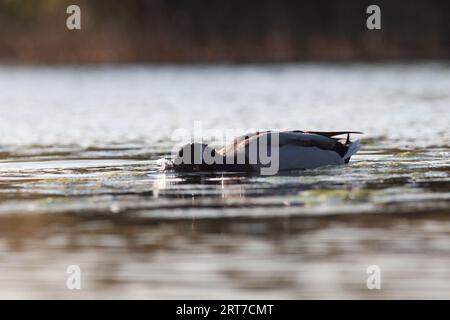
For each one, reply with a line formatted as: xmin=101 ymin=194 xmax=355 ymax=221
xmin=343 ymin=139 xmax=361 ymax=162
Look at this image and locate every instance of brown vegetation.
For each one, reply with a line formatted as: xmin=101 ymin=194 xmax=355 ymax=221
xmin=0 ymin=0 xmax=448 ymax=63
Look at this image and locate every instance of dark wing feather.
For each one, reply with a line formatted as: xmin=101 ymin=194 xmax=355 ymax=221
xmin=305 ymin=131 xmax=363 ymax=138
xmin=219 ymin=130 xmax=342 ymax=156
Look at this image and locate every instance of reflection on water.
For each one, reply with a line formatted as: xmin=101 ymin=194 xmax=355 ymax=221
xmin=0 ymin=63 xmax=449 ymax=298
xmin=2 ymin=212 xmax=450 ymax=299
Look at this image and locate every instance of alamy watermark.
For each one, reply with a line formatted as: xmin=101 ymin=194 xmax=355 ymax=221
xmin=170 ymin=121 xmax=280 ymax=175
xmin=366 ymin=5 xmax=381 ymax=30
xmin=66 ymin=265 xmax=81 ymax=290
xmin=66 ymin=5 xmax=81 ymax=30
xmin=366 ymin=265 xmax=381 ymax=290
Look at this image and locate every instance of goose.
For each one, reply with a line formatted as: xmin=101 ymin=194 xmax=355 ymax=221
xmin=170 ymin=130 xmax=362 ymax=174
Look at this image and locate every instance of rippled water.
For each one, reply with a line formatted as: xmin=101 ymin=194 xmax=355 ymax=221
xmin=0 ymin=63 xmax=449 ymax=298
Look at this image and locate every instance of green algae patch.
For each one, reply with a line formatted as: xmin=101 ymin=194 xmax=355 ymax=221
xmin=299 ymin=188 xmax=373 ymax=204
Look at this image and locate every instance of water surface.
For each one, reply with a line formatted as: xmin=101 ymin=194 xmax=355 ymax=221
xmin=0 ymin=63 xmax=449 ymax=298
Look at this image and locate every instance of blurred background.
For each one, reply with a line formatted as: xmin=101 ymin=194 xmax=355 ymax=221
xmin=0 ymin=0 xmax=449 ymax=299
xmin=0 ymin=0 xmax=449 ymax=64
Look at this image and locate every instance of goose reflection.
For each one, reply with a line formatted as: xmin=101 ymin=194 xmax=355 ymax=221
xmin=151 ymin=171 xmax=249 ymax=199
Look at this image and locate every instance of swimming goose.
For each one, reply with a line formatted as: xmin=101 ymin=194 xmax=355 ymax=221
xmin=171 ymin=130 xmax=362 ymax=174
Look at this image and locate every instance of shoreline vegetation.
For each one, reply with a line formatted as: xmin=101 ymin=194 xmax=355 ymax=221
xmin=0 ymin=0 xmax=449 ymax=64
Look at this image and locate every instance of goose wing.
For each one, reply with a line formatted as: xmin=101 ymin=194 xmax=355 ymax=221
xmin=218 ymin=130 xmax=339 ymax=157
xmin=305 ymin=131 xmax=363 ymax=138
xmin=218 ymin=130 xmax=270 ymax=156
